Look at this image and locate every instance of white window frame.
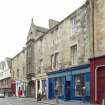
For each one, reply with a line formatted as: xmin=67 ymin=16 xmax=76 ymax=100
xmin=51 ymin=52 xmax=59 ymax=70
xmin=71 ymin=44 xmax=78 ymax=65
xmin=71 ymin=16 xmax=77 ymax=36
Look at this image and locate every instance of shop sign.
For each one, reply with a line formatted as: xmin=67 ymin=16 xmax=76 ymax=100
xmin=32 ymin=77 xmax=35 ymax=80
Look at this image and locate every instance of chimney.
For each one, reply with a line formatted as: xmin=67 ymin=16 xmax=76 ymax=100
xmin=49 ymin=19 xmax=59 ymax=29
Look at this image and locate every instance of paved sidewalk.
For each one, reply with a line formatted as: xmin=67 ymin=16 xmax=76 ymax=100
xmin=19 ymin=97 xmax=99 ymax=105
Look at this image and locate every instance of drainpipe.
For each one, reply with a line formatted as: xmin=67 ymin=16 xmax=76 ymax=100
xmin=91 ymin=0 xmax=95 ymax=57
xmin=90 ymin=0 xmax=95 ymax=102
xmin=90 ymin=0 xmax=95 ymax=103
xmin=95 ymin=65 xmax=105 ymax=103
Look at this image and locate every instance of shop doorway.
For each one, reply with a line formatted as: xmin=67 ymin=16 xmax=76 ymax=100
xmin=65 ymin=81 xmax=70 ymax=100
xmin=42 ymin=80 xmax=47 ymax=100
xmin=97 ymin=67 xmax=105 ymax=104
xmin=11 ymin=83 xmax=16 ymax=96
xmin=27 ymin=81 xmax=35 ymax=97
xmin=48 ymin=79 xmax=54 ymax=99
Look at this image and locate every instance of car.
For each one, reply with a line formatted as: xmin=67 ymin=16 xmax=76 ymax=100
xmin=0 ymin=92 xmax=5 ymax=98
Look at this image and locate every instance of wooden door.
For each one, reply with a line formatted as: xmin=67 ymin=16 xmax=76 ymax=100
xmin=97 ymin=67 xmax=105 ymax=104
xmin=65 ymin=81 xmax=70 ymax=100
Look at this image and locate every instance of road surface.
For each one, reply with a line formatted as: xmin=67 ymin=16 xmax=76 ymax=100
xmin=0 ymin=97 xmax=45 ymax=105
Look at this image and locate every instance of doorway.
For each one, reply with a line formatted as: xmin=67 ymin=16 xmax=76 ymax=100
xmin=27 ymin=81 xmax=35 ymax=97
xmin=65 ymin=81 xmax=70 ymax=100
xmin=97 ymin=67 xmax=105 ymax=104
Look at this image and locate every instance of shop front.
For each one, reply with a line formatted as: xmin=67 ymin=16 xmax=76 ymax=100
xmin=35 ymin=73 xmax=48 ymax=99
xmin=27 ymin=80 xmax=35 ymax=97
xmin=16 ymin=80 xmax=26 ymax=97
xmin=90 ymin=56 xmax=105 ymax=104
xmin=71 ymin=70 xmax=90 ymax=101
xmin=48 ymin=77 xmax=65 ymax=100
xmin=48 ymin=64 xmax=90 ymax=101
xmin=11 ymin=80 xmax=16 ymax=96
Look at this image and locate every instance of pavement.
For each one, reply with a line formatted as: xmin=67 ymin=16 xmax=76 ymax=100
xmin=19 ymin=97 xmax=99 ymax=105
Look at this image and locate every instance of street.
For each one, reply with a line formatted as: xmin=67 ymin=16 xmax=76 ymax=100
xmin=0 ymin=97 xmax=45 ymax=105
xmin=0 ymin=97 xmax=94 ymax=105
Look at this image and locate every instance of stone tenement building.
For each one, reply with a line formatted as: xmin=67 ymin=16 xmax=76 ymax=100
xmin=26 ymin=19 xmax=48 ymax=97
xmin=0 ymin=57 xmax=12 ymax=96
xmin=11 ymin=47 xmax=26 ymax=96
xmin=1 ymin=0 xmax=105 ymax=103
xmin=93 ymin=0 xmax=105 ymax=57
xmin=89 ymin=0 xmax=105 ymax=104
xmin=26 ymin=2 xmax=91 ymax=100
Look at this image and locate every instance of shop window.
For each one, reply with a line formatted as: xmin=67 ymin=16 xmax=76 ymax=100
xmin=74 ymin=74 xmax=85 ymax=96
xmin=55 ymin=77 xmax=64 ymax=96
xmin=42 ymin=80 xmax=46 ymax=96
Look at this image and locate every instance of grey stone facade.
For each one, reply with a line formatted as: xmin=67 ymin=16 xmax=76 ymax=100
xmin=11 ymin=47 xmax=26 ymax=96
xmin=26 ymin=19 xmax=48 ymax=79
xmin=25 ymin=2 xmax=90 ymax=98
xmin=0 ymin=57 xmax=12 ymax=96
xmin=33 ymin=3 xmax=90 ymax=73
xmin=12 ymin=48 xmax=26 ymax=81
xmin=94 ymin=0 xmax=105 ymax=57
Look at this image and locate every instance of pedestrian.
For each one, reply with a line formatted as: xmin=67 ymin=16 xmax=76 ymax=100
xmin=54 ymin=87 xmax=59 ymax=104
xmin=82 ymin=86 xmax=86 ymax=103
xmin=18 ymin=87 xmax=21 ymax=97
xmin=24 ymin=90 xmax=26 ymax=97
xmin=102 ymin=90 xmax=105 ymax=105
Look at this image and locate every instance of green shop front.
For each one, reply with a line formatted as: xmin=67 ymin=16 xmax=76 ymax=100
xmin=47 ymin=64 xmax=90 ymax=101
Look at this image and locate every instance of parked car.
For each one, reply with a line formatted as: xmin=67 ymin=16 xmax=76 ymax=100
xmin=0 ymin=92 xmax=5 ymax=98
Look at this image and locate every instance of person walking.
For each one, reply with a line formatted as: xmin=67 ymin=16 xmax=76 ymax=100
xmin=55 ymin=87 xmax=59 ymax=104
xmin=82 ymin=86 xmax=86 ymax=103
xmin=18 ymin=87 xmax=21 ymax=97
xmin=102 ymin=90 xmax=105 ymax=105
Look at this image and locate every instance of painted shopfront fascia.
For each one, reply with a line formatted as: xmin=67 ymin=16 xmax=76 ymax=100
xmin=47 ymin=64 xmax=90 ymax=101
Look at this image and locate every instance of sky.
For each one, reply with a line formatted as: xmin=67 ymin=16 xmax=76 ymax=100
xmin=0 ymin=0 xmax=86 ymax=61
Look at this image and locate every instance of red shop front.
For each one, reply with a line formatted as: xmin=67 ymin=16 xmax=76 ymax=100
xmin=11 ymin=80 xmax=16 ymax=96
xmin=90 ymin=55 xmax=105 ymax=104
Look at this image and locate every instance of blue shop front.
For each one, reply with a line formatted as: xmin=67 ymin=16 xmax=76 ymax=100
xmin=47 ymin=64 xmax=90 ymax=101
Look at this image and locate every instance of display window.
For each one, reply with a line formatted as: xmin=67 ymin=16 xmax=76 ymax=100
xmin=74 ymin=74 xmax=85 ymax=96
xmin=55 ymin=77 xmax=64 ymax=96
